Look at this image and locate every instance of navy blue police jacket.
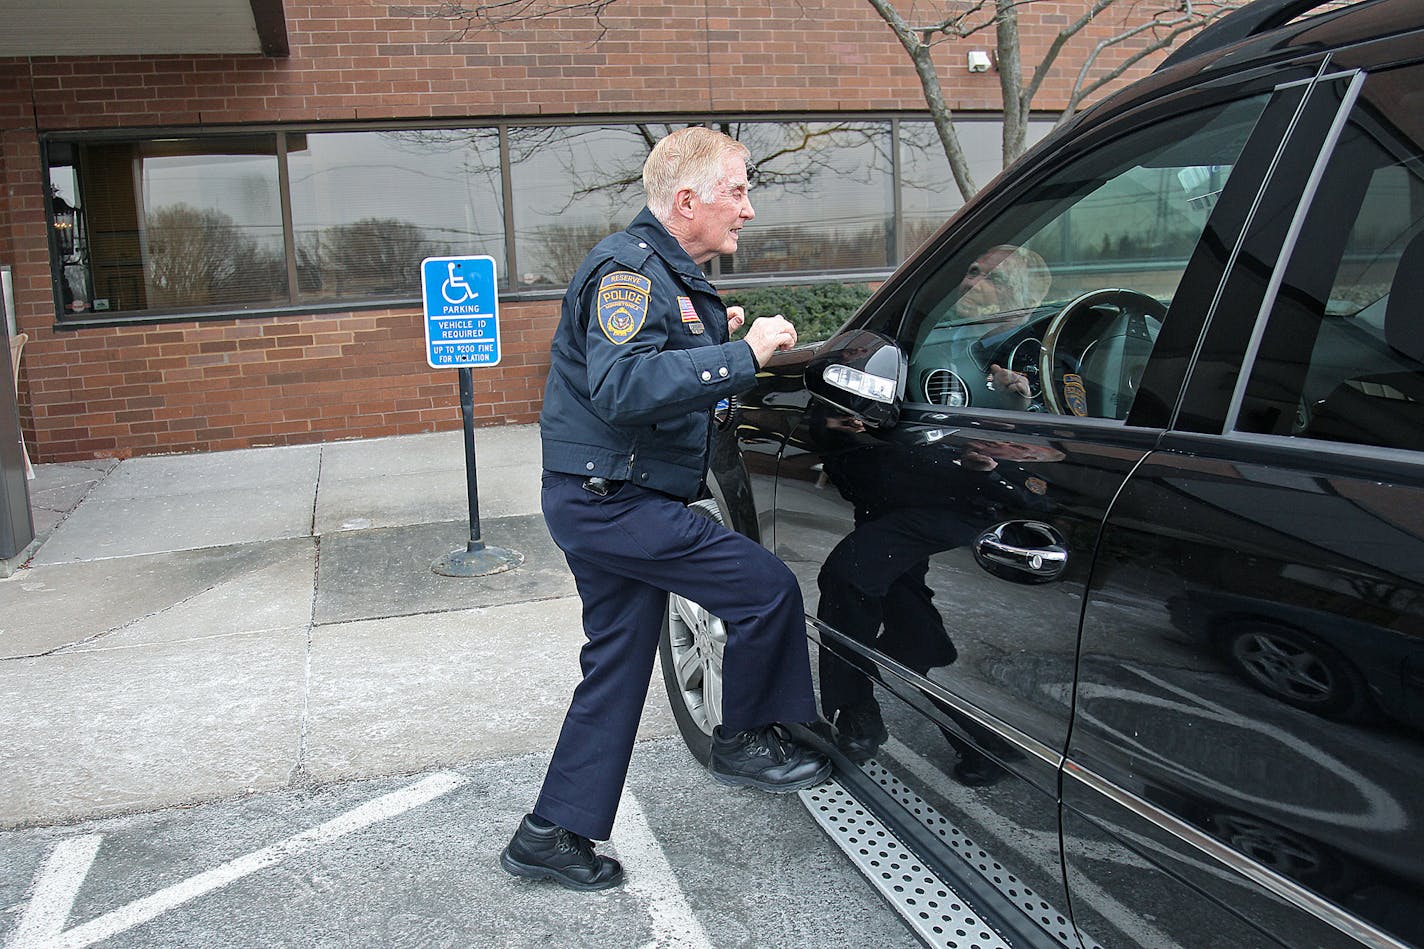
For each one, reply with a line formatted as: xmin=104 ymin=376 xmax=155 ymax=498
xmin=540 ymin=207 xmax=761 ymax=500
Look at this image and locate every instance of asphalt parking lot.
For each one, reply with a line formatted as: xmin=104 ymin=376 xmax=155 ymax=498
xmin=0 ymin=426 xmax=917 ymax=948
xmin=1 ymin=741 xmax=918 ymax=948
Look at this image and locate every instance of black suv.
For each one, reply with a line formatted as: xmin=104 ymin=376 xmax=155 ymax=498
xmin=658 ymin=1 xmax=1424 ymax=946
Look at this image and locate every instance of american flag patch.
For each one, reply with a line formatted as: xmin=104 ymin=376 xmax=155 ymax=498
xmin=678 ymin=297 xmax=699 ymax=322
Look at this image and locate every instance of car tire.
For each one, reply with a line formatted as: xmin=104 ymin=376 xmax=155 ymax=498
xmin=657 ymin=497 xmax=729 ymax=765
xmin=1221 ymin=621 xmax=1376 ymax=722
xmin=1208 ymin=810 xmax=1358 ymax=897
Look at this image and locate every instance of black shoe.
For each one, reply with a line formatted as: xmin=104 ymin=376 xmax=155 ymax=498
xmin=832 ymin=702 xmax=888 ymax=763
xmin=708 ymin=724 xmax=832 ymax=792
xmin=952 ymin=751 xmax=1004 ymax=787
xmin=499 ymin=815 xmax=624 ymax=891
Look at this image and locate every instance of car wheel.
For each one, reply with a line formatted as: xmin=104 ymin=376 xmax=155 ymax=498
xmin=658 ymin=497 xmax=728 ymax=764
xmin=1222 ymin=621 xmax=1375 ymax=721
xmin=1208 ymin=811 xmax=1357 ymax=896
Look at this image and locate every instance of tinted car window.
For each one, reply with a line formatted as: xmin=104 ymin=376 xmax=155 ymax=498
xmin=904 ymin=95 xmax=1268 ymax=419
xmin=1237 ymin=66 xmax=1424 ymax=453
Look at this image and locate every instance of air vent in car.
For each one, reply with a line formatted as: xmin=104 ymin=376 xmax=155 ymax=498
xmin=923 ymin=368 xmax=970 ymax=407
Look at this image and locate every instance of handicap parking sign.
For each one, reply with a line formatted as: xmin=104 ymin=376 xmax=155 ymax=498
xmin=421 ymin=256 xmax=500 ymax=369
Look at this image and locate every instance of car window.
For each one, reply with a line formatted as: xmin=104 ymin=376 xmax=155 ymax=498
xmin=903 ymin=95 xmax=1268 ymax=419
xmin=1236 ymin=65 xmax=1424 ymax=453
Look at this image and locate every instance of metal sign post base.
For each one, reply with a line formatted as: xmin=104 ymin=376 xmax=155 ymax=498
xmin=432 ymin=541 xmax=524 ymax=578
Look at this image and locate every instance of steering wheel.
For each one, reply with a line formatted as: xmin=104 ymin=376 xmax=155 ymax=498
xmin=1003 ymin=335 xmax=1044 ymax=402
xmin=1038 ymin=288 xmax=1167 ymax=418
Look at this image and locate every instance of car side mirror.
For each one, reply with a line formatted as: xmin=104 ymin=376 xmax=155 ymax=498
xmin=805 ymin=330 xmax=906 ymax=428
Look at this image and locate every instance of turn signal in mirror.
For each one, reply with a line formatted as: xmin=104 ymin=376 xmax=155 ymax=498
xmin=823 ymin=364 xmax=896 ymax=403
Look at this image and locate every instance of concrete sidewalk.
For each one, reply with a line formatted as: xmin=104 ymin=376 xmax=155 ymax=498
xmin=0 ymin=425 xmax=681 ymax=828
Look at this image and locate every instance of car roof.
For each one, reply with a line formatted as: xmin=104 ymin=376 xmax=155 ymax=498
xmin=1158 ymin=0 xmax=1422 ymax=77
xmin=1059 ymin=0 xmax=1424 ymax=146
xmin=1158 ymin=0 xmax=1383 ymax=71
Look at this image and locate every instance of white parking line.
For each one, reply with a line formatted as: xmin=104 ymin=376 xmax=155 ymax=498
xmin=615 ymin=788 xmax=713 ymax=949
xmin=9 ymin=771 xmax=468 ymax=949
xmin=7 ymin=835 xmax=102 ymax=948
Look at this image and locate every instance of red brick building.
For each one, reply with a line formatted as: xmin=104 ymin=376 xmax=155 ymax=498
xmin=0 ymin=0 xmax=1166 ymax=463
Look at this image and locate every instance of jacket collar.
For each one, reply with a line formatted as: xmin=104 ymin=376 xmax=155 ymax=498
xmin=627 ymin=207 xmax=715 ymax=289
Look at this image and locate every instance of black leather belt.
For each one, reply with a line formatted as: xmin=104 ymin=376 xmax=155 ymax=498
xmin=582 ymin=476 xmax=623 ymax=497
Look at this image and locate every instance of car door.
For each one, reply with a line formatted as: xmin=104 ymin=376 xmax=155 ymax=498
xmin=736 ymin=65 xmax=1328 ymax=947
xmin=1068 ymin=60 xmax=1424 ymax=949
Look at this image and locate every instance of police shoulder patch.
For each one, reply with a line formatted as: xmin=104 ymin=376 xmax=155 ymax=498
xmin=596 ymin=271 xmax=652 ymax=345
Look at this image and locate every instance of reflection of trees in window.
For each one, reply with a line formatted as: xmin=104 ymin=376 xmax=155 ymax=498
xmin=288 ymin=130 xmax=503 ymax=300
xmin=527 ymin=221 xmax=620 ymax=286
xmin=512 ymin=121 xmax=890 ymax=211
xmin=1029 ymin=169 xmax=1215 ymax=268
xmin=507 ymin=124 xmax=667 ymax=282
xmin=144 ymin=204 xmax=286 ymax=306
xmin=899 ymin=121 xmax=955 ymax=196
xmin=732 ymin=223 xmax=892 ymax=274
xmin=504 ymin=121 xmax=896 ymax=278
xmin=302 ymin=218 xmax=453 ymax=297
xmin=513 ymin=123 xmax=679 ymax=212
xmin=721 ymin=122 xmax=894 ymax=272
xmin=723 ymin=121 xmax=892 ymax=195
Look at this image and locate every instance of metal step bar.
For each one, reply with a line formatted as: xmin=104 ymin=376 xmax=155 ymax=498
xmin=800 ymin=776 xmax=1014 ymax=949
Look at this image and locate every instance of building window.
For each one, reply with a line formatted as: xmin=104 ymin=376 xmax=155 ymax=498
xmin=288 ymin=130 xmax=505 ymax=303
xmin=48 ymin=136 xmax=286 ymax=316
xmin=43 ymin=115 xmax=1030 ymax=324
xmin=507 ymin=124 xmax=677 ymax=288
xmin=722 ymin=120 xmax=894 ymax=275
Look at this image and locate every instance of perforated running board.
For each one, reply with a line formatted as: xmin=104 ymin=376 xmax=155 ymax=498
xmin=800 ymin=777 xmax=1013 ymax=949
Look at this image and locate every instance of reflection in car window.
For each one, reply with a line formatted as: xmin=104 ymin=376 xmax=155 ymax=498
xmin=903 ymin=95 xmax=1268 ymax=419
xmin=1238 ymin=66 xmax=1424 ymax=454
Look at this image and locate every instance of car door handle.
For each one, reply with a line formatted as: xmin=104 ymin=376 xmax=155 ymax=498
xmin=973 ymin=521 xmax=1067 ymax=581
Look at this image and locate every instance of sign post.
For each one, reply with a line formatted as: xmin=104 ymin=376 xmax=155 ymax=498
xmin=421 ymin=255 xmax=522 ymax=578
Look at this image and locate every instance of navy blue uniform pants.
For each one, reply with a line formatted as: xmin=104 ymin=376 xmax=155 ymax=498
xmin=533 ymin=471 xmax=818 ymax=841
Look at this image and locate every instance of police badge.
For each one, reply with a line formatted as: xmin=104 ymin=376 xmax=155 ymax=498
xmin=597 ymin=272 xmax=652 ymax=344
xmin=1062 ymin=373 xmax=1090 ymax=417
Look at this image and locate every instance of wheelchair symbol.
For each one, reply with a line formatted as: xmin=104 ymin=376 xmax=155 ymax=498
xmin=441 ymin=262 xmax=478 ymax=305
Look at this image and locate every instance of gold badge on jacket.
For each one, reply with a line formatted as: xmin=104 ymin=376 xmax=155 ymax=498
xmin=597 ymin=272 xmax=651 ymax=344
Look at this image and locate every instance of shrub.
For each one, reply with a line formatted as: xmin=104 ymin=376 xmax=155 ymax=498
xmin=724 ymin=282 xmax=875 ymax=345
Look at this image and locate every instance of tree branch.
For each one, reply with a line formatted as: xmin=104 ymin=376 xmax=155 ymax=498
xmin=391 ymin=0 xmax=622 ymax=42
xmin=866 ymin=0 xmax=978 ymax=199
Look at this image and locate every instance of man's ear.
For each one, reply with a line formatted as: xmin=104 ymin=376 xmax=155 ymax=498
xmin=673 ymin=187 xmax=698 ymax=219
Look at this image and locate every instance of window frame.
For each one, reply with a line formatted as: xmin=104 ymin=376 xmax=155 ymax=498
xmin=1227 ymin=64 xmax=1424 ymax=461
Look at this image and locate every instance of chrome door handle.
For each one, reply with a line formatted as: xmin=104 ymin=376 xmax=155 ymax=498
xmin=973 ymin=521 xmax=1067 ymax=581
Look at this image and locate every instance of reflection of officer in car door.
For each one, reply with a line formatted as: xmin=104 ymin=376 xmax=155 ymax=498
xmin=812 ymin=407 xmax=1057 ymax=783
xmin=914 ymin=244 xmax=1052 ymax=409
xmin=500 ymin=127 xmax=830 ymax=893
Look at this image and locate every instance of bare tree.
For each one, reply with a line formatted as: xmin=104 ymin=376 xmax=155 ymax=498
xmin=403 ymin=0 xmax=1242 ymax=202
xmin=868 ymin=0 xmax=1242 ymax=199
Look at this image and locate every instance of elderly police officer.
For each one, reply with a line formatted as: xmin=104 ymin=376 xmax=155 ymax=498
xmin=500 ymin=127 xmax=831 ymax=890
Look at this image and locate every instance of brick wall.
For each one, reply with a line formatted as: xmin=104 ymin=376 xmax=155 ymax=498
xmin=0 ymin=0 xmax=1168 ymax=462
xmin=18 ymin=304 xmax=554 ymax=461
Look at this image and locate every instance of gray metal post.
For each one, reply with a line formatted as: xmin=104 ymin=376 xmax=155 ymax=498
xmin=0 ymin=283 xmax=35 ymax=573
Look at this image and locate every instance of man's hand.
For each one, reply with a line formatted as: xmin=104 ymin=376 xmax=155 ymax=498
xmin=726 ymin=305 xmax=746 ymax=333
xmin=988 ymin=363 xmax=1031 ymax=398
xmin=960 ymin=446 xmax=999 ymax=472
xmin=744 ymin=314 xmax=798 ymax=367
